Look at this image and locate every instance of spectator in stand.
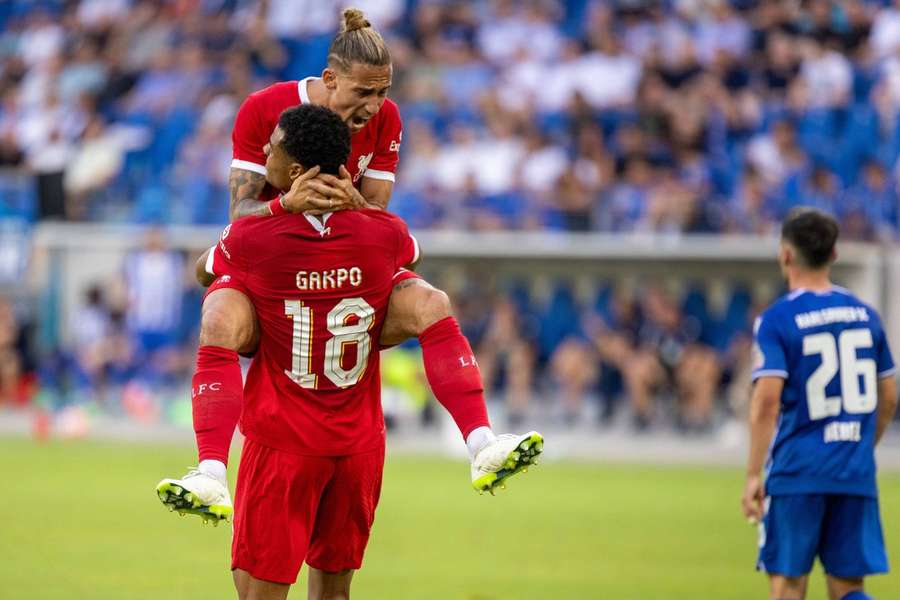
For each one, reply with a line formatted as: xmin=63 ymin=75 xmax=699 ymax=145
xmin=0 ymin=89 xmax=23 ymax=167
xmin=71 ymin=284 xmax=135 ymax=406
xmin=798 ymin=34 xmax=853 ymax=109
xmin=0 ymin=296 xmax=22 ymax=406
xmin=15 ymin=9 xmax=64 ymax=70
xmin=842 ymin=160 xmax=899 ymax=241
xmin=57 ymin=36 xmax=107 ymax=105
xmin=722 ymin=167 xmax=779 ymax=235
xmin=746 ymin=120 xmax=809 ymax=191
xmin=171 ymin=95 xmax=236 ymax=223
xmin=18 ymin=89 xmax=78 ymax=219
xmin=623 ymin=285 xmax=720 ymax=433
xmin=550 ymin=334 xmax=598 ymax=427
xmin=64 ymin=115 xmax=125 ymax=220
xmin=554 ymin=163 xmax=595 ymax=231
xmin=870 ymin=0 xmax=900 ymax=60
xmin=476 ymin=295 xmax=537 ymax=428
xmin=603 ymin=156 xmax=652 ymax=232
xmin=122 ymin=228 xmax=185 ymax=383
xmin=591 ymin=284 xmax=640 ymax=399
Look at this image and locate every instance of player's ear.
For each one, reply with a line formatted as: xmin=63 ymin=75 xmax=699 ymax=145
xmin=289 ymin=162 xmax=306 ymax=180
xmin=778 ymin=242 xmax=791 ymax=267
xmin=322 ymin=68 xmax=338 ymax=90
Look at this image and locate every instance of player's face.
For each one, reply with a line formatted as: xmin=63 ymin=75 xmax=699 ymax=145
xmin=263 ymin=126 xmax=301 ymax=191
xmin=323 ymin=63 xmax=392 ymax=134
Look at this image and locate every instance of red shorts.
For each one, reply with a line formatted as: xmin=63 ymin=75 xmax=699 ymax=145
xmin=231 ymin=437 xmax=385 ymax=584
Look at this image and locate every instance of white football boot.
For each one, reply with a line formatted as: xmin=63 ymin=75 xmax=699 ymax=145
xmin=471 ymin=431 xmax=544 ymax=494
xmin=156 ymin=468 xmax=233 ymax=525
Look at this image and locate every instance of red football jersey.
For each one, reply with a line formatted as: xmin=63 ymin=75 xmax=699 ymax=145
xmin=207 ymin=210 xmax=419 ymax=456
xmin=231 ymin=77 xmax=402 ymax=202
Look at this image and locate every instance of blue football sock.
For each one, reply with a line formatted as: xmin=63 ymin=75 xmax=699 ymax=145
xmin=840 ymin=591 xmax=873 ymax=600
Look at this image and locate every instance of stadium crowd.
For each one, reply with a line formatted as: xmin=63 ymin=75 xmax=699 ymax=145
xmin=1 ymin=0 xmax=899 ymax=431
xmin=0 ymin=0 xmax=898 ymax=234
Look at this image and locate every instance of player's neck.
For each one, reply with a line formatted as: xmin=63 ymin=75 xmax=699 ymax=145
xmin=305 ymin=78 xmax=327 ymax=106
xmin=788 ymin=269 xmax=832 ymax=293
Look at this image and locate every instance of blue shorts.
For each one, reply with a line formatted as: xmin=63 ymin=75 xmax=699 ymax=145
xmin=757 ymin=494 xmax=888 ymax=578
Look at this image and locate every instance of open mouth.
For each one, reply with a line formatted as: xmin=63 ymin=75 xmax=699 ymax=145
xmin=350 ymin=115 xmax=369 ymax=128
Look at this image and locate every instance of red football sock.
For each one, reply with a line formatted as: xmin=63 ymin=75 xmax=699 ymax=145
xmin=192 ymin=345 xmax=243 ymax=465
xmin=419 ymin=317 xmax=491 ymax=439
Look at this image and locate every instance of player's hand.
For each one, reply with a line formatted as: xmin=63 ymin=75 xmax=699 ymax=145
xmin=305 ymin=165 xmax=371 ymax=214
xmin=281 ymin=166 xmax=335 ymax=214
xmin=741 ymin=474 xmax=764 ymax=524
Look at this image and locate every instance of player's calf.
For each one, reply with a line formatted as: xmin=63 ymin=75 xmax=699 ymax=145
xmin=827 ymin=576 xmax=868 ymax=600
xmin=769 ymin=574 xmax=808 ymax=600
xmin=233 ymin=568 xmax=290 ymax=600
xmin=307 ymin=568 xmax=353 ymax=600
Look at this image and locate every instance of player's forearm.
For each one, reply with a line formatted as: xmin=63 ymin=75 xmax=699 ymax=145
xmin=230 ymin=197 xmax=273 ymax=221
xmin=360 ymin=177 xmax=392 ymax=210
xmin=229 ymin=169 xmax=269 ymax=222
xmin=746 ymin=393 xmax=780 ymax=475
xmin=875 ymin=377 xmax=898 ymax=445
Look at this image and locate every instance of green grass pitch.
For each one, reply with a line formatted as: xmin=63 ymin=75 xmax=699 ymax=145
xmin=2 ymin=437 xmax=899 ymax=599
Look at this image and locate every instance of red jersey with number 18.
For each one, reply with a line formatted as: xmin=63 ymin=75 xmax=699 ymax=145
xmin=206 ymin=209 xmax=418 ymax=456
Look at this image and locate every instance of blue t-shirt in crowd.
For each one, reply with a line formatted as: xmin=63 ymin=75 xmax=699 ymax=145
xmin=752 ymin=286 xmax=895 ymax=497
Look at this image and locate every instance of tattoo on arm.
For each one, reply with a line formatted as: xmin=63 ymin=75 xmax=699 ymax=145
xmin=392 ymin=278 xmax=425 ymax=292
xmin=229 ymin=169 xmax=269 ymax=222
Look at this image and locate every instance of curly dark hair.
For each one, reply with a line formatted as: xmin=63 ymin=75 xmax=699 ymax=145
xmin=277 ymin=104 xmax=351 ymax=176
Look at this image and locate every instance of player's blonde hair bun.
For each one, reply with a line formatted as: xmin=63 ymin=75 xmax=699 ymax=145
xmin=341 ymin=8 xmax=371 ymax=33
xmin=329 ymin=7 xmax=390 ymax=71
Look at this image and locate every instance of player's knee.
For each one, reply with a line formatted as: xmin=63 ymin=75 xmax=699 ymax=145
xmin=200 ymin=307 xmax=243 ymax=349
xmin=415 ymin=287 xmax=451 ymax=334
xmin=200 ymin=294 xmax=255 ymax=350
xmin=308 ymin=569 xmax=353 ymax=600
xmin=770 ymin=575 xmax=806 ymax=599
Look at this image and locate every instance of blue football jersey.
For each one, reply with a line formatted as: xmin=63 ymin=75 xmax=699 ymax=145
xmin=752 ymin=286 xmax=895 ymax=497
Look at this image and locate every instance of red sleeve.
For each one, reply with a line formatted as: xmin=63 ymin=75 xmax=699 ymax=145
xmin=207 ymin=222 xmax=249 ymax=280
xmin=231 ymin=92 xmax=269 ymax=176
xmin=364 ymin=99 xmax=402 ymax=183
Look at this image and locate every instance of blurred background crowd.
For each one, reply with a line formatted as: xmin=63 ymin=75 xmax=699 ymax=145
xmin=1 ymin=0 xmax=899 ymax=434
xmin=1 ymin=0 xmax=900 ymax=233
